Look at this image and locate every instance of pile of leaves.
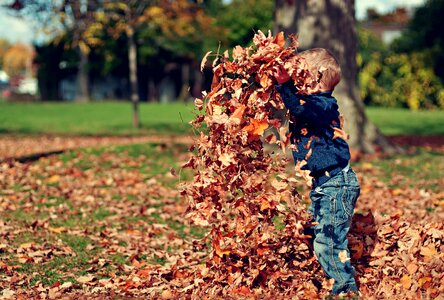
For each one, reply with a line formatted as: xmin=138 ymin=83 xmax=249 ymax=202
xmin=181 ymin=31 xmax=444 ymax=298
xmin=181 ymin=31 xmax=326 ymax=298
xmin=350 ymin=212 xmax=443 ymax=298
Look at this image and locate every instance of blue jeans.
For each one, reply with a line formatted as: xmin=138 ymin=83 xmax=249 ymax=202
xmin=309 ymin=165 xmax=360 ymax=295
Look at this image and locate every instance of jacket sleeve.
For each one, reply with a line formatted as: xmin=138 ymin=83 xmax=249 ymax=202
xmin=276 ymin=83 xmax=338 ymax=126
xmin=276 ymin=82 xmax=304 ymax=116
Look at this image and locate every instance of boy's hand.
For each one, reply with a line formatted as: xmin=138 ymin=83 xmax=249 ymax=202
xmin=274 ymin=65 xmax=291 ymax=84
xmin=306 ymin=83 xmax=322 ymax=94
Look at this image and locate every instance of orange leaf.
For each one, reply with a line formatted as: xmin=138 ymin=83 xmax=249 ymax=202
xmin=131 ymin=258 xmax=142 ymax=267
xmin=200 ymin=51 xmax=212 ymax=71
xmin=259 ymin=73 xmax=272 ymax=88
xmin=213 ymin=239 xmax=230 ymax=257
xmin=406 ymin=262 xmax=418 ymax=274
xmin=232 ymin=286 xmax=251 ymax=296
xmin=229 ymin=105 xmax=246 ymax=125
xmin=257 ymin=246 xmax=270 ymax=255
xmin=390 ymin=188 xmax=403 ymax=196
xmin=400 ymin=274 xmax=412 ymax=289
xmin=260 ymin=198 xmax=272 ymax=211
xmin=227 ymin=274 xmax=234 ymax=285
xmin=274 ymin=31 xmax=285 ymax=48
xmin=243 ymin=118 xmax=269 ymax=137
xmin=332 ymin=127 xmax=349 ymax=140
xmin=420 ymin=244 xmax=437 ymax=261
xmin=136 ymin=268 xmax=151 ymax=278
xmin=48 ymin=226 xmax=66 ymax=234
xmin=48 ymin=175 xmax=60 ymax=183
xmin=350 ymin=242 xmax=364 ymax=260
xmin=418 ymin=277 xmax=432 ymax=288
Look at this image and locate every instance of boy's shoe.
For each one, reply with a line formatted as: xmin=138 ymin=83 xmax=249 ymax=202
xmin=336 ymin=290 xmax=362 ymax=299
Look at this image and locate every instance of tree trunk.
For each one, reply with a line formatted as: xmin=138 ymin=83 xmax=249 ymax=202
xmin=179 ymin=62 xmax=191 ymax=101
xmin=147 ymin=75 xmax=157 ymax=102
xmin=273 ymin=0 xmax=397 ymax=154
xmin=76 ymin=47 xmax=89 ymax=102
xmin=192 ymin=61 xmax=204 ymax=98
xmin=127 ymin=26 xmax=140 ymax=128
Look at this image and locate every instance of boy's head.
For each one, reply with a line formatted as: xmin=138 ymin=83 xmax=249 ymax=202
xmin=297 ymin=48 xmax=341 ymax=92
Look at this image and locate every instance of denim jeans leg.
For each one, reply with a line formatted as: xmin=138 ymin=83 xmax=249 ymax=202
xmin=309 ymin=169 xmax=360 ymax=295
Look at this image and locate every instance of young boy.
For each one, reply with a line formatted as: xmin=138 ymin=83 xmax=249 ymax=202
xmin=276 ymin=48 xmax=360 ymax=295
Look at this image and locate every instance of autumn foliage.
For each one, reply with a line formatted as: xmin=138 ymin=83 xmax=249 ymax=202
xmin=1 ymin=32 xmax=443 ymax=299
xmin=182 ymin=31 xmax=444 ymax=298
xmin=182 ymin=31 xmax=324 ymax=297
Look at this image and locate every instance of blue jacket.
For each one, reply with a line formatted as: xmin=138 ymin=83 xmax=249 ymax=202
xmin=276 ymin=82 xmax=350 ymax=187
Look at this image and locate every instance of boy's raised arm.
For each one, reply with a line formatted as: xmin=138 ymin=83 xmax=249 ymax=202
xmin=276 ymin=83 xmax=339 ymax=127
xmin=276 ymin=82 xmax=306 ymax=116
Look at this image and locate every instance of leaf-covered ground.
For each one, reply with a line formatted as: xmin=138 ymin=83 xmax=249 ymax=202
xmin=0 ymin=135 xmax=192 ymax=161
xmin=1 ymin=140 xmax=443 ymax=299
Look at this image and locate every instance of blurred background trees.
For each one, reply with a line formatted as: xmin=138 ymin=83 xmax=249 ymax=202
xmin=1 ymin=0 xmax=443 ymax=114
xmin=359 ymin=0 xmax=444 ymax=110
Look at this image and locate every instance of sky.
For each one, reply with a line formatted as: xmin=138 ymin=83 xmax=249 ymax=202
xmin=0 ymin=0 xmax=427 ymax=45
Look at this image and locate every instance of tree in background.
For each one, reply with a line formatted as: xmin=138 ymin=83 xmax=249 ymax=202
xmin=358 ymin=28 xmax=444 ymax=110
xmin=3 ymin=43 xmax=34 ymax=77
xmin=357 ymin=0 xmax=444 ymax=110
xmin=392 ymin=0 xmax=444 ymax=81
xmin=92 ymin=0 xmax=154 ymax=128
xmin=273 ymin=0 xmax=396 ymax=154
xmin=7 ymin=0 xmax=104 ymax=102
xmin=0 ymin=39 xmax=11 ymax=69
xmin=90 ymin=0 xmax=219 ymax=127
xmin=210 ymin=0 xmax=273 ymax=48
xmin=141 ymin=0 xmax=220 ymax=100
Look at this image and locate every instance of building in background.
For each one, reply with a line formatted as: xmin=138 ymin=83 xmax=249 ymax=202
xmin=361 ymin=8 xmax=411 ymax=44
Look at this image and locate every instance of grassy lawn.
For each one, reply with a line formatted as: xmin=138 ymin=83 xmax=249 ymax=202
xmin=366 ymin=107 xmax=444 ymax=136
xmin=0 ymin=102 xmax=196 ymax=136
xmin=0 ymin=101 xmax=443 ymax=136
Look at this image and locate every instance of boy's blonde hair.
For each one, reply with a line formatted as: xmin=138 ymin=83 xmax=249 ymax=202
xmin=297 ymin=48 xmax=341 ymax=91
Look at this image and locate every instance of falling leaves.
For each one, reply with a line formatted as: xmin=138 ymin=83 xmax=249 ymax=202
xmin=181 ymin=31 xmax=324 ymax=297
xmin=242 ymin=118 xmax=269 ymax=138
xmin=332 ymin=127 xmax=349 ymax=140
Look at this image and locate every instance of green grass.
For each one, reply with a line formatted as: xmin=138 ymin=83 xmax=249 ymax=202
xmin=366 ymin=107 xmax=444 ymax=136
xmin=357 ymin=148 xmax=444 ymax=192
xmin=0 ymin=101 xmax=196 ymax=136
xmin=0 ymin=102 xmax=443 ymax=136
